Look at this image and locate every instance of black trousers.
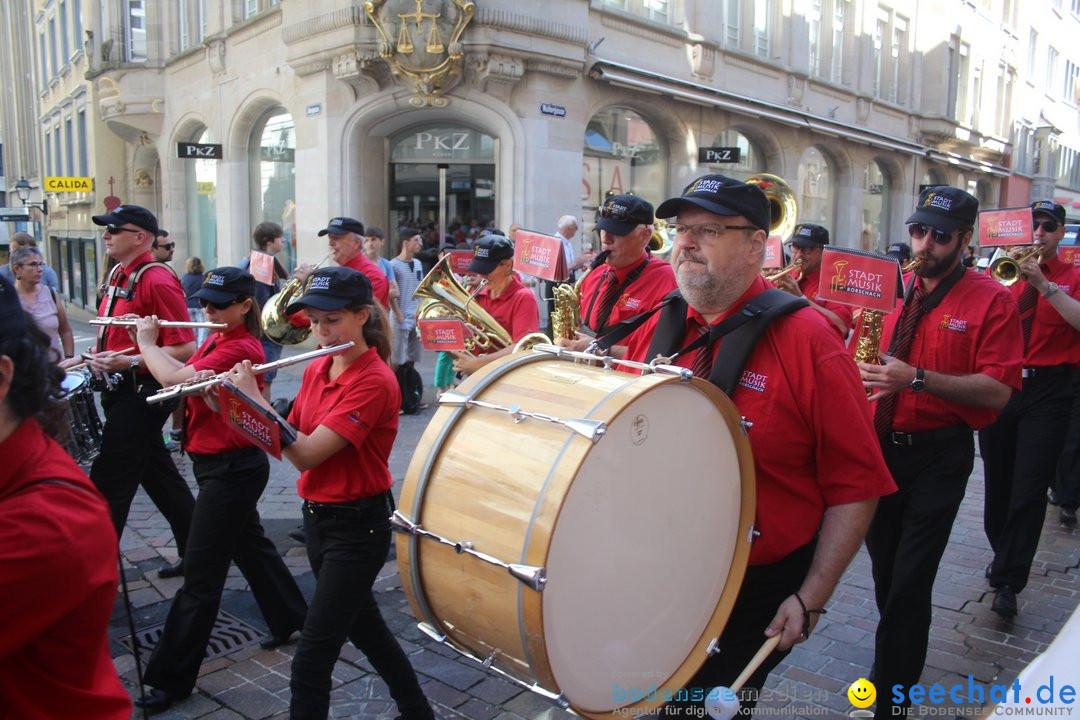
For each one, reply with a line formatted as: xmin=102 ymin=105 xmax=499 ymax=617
xmin=90 ymin=389 xmax=195 ymax=554
xmin=660 ymin=542 xmax=814 ymax=718
xmin=1053 ymin=371 xmax=1080 ymax=511
xmin=143 ymin=448 xmax=308 ymax=697
xmin=867 ymin=431 xmax=973 ymax=720
xmin=289 ymin=499 xmax=431 ymax=720
xmin=980 ymin=371 xmax=1074 ymax=592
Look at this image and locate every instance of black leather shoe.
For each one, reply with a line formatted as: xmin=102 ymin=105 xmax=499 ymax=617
xmin=1061 ymin=508 xmax=1077 ymax=526
xmin=1048 ymin=488 xmax=1061 ymax=506
xmin=287 ymin=526 xmax=306 ymax=543
xmin=992 ymin=587 xmax=1018 ymax=618
xmin=259 ymin=631 xmax=297 ymax=650
xmin=157 ymin=560 xmax=184 ymax=579
xmin=134 ymin=687 xmax=180 ymax=713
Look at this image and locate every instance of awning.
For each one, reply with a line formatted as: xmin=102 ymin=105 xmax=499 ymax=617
xmin=588 ymin=60 xmax=1010 ymax=178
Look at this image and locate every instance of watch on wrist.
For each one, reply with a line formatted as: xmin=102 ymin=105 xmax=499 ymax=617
xmin=910 ymin=367 xmax=926 ymax=393
xmin=1043 ymin=282 xmax=1060 ymax=300
xmin=129 ymin=356 xmax=140 ymax=372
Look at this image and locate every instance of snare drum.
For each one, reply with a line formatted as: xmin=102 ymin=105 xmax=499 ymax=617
xmin=396 ymin=351 xmax=755 ymax=717
xmin=59 ymin=371 xmax=104 ymax=466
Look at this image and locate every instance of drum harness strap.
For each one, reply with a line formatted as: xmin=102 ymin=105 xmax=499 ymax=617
xmin=98 ymin=261 xmax=179 ymax=352
xmin=594 ymin=288 xmax=808 ymax=395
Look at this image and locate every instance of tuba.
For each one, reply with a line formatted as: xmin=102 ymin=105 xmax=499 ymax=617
xmin=648 ymin=219 xmax=673 ymax=257
xmin=262 ymin=253 xmax=332 ymax=346
xmin=745 ymin=173 xmax=798 ymax=241
xmin=415 ymin=256 xmax=514 ymax=355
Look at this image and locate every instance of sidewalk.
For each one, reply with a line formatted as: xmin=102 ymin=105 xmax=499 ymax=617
xmin=65 ymin=309 xmax=1079 ymax=719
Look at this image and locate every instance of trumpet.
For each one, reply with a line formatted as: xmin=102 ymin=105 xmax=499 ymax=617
xmin=91 ymin=318 xmax=227 ymax=330
xmin=765 ymin=258 xmax=804 ymax=283
xmin=145 ymin=342 xmax=354 ymax=405
xmin=989 ymin=246 xmax=1042 ymax=286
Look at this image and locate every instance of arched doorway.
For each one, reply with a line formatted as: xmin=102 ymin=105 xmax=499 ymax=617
xmin=249 ymin=108 xmax=296 ymax=269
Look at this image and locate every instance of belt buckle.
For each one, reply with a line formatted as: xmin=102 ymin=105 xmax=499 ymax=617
xmin=1022 ymin=368 xmax=1034 ymax=379
xmin=890 ymin=431 xmax=913 ymax=447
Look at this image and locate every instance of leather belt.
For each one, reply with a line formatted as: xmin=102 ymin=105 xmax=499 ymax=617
xmin=889 ymin=425 xmax=971 ymax=447
xmin=1022 ymin=365 xmax=1070 ymax=379
xmin=303 ymin=493 xmax=390 ymax=519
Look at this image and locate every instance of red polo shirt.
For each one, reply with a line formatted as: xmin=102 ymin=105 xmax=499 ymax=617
xmin=96 ymin=252 xmax=194 ymax=355
xmin=798 ymin=267 xmax=854 ymax=336
xmin=578 ymin=253 xmax=677 ymax=332
xmin=623 ymin=276 xmax=895 ymax=565
xmin=185 ymin=325 xmax=266 ymax=455
xmin=0 ymin=420 xmax=131 ymax=720
xmin=1010 ymin=254 xmax=1080 ymax=367
xmin=289 ymin=347 xmax=399 ymax=502
xmin=866 ymin=268 xmax=1022 ymax=432
xmin=475 ymin=275 xmax=540 ymax=348
xmin=343 ymin=253 xmax=390 ymax=308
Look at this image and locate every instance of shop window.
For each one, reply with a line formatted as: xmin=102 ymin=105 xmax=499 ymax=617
xmin=249 ymin=109 xmax=295 ymax=269
xmin=582 ymin=107 xmax=667 ymax=225
xmin=710 ymin=129 xmax=765 ymax=182
xmin=796 ymin=146 xmax=834 ymax=232
xmin=860 ymin=160 xmax=890 ymax=252
xmin=186 ymin=127 xmax=218 ymax=268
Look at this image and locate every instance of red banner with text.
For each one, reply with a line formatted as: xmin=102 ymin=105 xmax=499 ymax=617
xmin=1060 ymin=246 xmax=1080 ymax=265
xmin=763 ymin=236 xmax=785 ymax=269
xmin=447 ymin=250 xmax=474 ymax=275
xmin=418 ymin=318 xmax=468 ymax=352
xmin=816 ymin=248 xmax=901 ymax=313
xmin=979 ymin=207 xmax=1033 ymax=248
xmin=513 ymin=230 xmax=567 ymax=281
xmin=219 ymin=383 xmax=284 ymax=459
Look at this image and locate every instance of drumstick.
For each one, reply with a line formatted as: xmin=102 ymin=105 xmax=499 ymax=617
xmin=67 ymin=346 xmax=136 ymax=372
xmin=703 ymin=635 xmax=781 ymax=720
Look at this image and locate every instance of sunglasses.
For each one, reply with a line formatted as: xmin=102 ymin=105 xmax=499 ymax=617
xmin=105 ymin=225 xmax=140 ymax=235
xmin=597 ymin=206 xmax=645 ymax=223
xmin=906 ymin=223 xmax=955 ymax=245
xmin=1033 ymin=220 xmax=1060 ymax=233
xmin=154 ymin=242 xmax=176 ymax=250
xmin=199 ymin=298 xmax=242 ymax=310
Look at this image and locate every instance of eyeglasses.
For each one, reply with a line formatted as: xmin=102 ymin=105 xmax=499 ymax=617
xmin=672 ymin=223 xmax=758 ymax=242
xmin=907 ymin=223 xmax=955 ymax=245
xmin=199 ymin=298 xmax=241 ymax=310
xmin=105 ymin=225 xmax=139 ymax=235
xmin=154 ymin=242 xmax=176 ymax=250
xmin=597 ymin=206 xmax=646 ymax=223
xmin=1033 ymin=220 xmax=1060 ymax=233
xmin=18 ymin=261 xmax=44 ymax=268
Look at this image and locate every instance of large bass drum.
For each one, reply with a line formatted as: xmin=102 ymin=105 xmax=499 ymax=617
xmin=396 ymin=350 xmax=755 ymax=717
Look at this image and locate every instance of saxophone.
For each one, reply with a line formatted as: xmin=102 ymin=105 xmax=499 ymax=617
xmin=552 ymin=250 xmax=611 ymax=341
xmin=852 ymin=258 xmax=923 ymax=367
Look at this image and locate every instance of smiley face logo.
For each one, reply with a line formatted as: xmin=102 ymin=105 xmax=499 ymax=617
xmin=847 ymin=678 xmax=876 ymax=709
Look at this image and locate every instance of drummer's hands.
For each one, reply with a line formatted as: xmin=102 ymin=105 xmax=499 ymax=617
xmin=765 ymin=595 xmax=816 ymax=651
xmin=87 ymin=349 xmax=134 ymax=375
xmin=133 ymin=315 xmax=162 ymax=349
xmin=58 ymin=356 xmax=83 ymax=370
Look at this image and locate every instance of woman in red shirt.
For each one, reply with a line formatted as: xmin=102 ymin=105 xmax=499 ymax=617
xmin=131 ymin=267 xmax=307 ymax=712
xmin=226 ymin=266 xmax=434 ymax=720
xmin=0 ymin=276 xmax=131 ymax=719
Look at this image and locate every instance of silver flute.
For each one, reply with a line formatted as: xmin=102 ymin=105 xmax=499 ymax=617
xmin=91 ymin=317 xmax=228 ymax=330
xmin=145 ymin=342 xmax=355 ymax=405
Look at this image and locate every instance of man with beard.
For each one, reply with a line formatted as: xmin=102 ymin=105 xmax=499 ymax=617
xmin=771 ymin=223 xmax=853 ymax=337
xmin=621 ymin=174 xmax=894 ymax=717
xmin=979 ymin=201 xmax=1080 ymax=617
xmin=856 ymin=186 xmax=1022 ymax=719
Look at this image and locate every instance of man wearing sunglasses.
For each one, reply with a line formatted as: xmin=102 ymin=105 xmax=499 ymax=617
xmin=85 ymin=204 xmax=196 ymax=579
xmin=556 ymin=194 xmax=676 ymax=357
xmin=620 ymin=174 xmax=893 ymax=718
xmin=856 ymin=186 xmax=1022 ymax=718
xmin=979 ymin=200 xmax=1080 ymax=617
xmin=151 ymin=230 xmax=176 ymax=263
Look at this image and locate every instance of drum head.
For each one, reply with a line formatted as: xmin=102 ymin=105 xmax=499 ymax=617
xmin=61 ymin=372 xmax=88 ymax=396
xmin=541 ymin=380 xmax=748 ymax=712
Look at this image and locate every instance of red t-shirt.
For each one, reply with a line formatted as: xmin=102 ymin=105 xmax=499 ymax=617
xmin=0 ymin=420 xmax=131 ymax=720
xmin=96 ymin=252 xmax=194 ymax=356
xmin=1009 ymin=254 xmax=1080 ymax=367
xmin=289 ymin=347 xmax=399 ymax=502
xmin=798 ymin=266 xmax=854 ymax=336
xmin=343 ymin=253 xmax=390 ymax=308
xmin=578 ymin=253 xmax=677 ymax=332
xmin=623 ymin=276 xmax=895 ymax=565
xmin=185 ymin=325 xmax=266 ymax=455
xmin=863 ymin=267 xmax=1023 ymax=431
xmin=475 ymin=275 xmax=540 ymax=347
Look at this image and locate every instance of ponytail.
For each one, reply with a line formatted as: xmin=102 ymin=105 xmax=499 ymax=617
xmin=356 ymin=303 xmax=391 ymax=363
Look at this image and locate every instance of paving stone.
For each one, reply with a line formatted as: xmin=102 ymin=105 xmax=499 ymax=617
xmin=420 ymin=678 xmax=471 ymax=708
xmin=409 ymin=649 xmax=486 ymax=691
xmin=468 ymin=676 xmax=522 ymax=706
xmin=197 ymin=669 xmax=248 ymax=696
xmin=216 ymin=685 xmax=287 ymax=720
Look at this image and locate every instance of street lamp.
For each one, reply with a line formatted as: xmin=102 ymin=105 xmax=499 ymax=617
xmin=13 ymin=177 xmax=48 ymax=216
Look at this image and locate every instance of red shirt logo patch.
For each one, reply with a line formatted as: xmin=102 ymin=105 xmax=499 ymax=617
xmin=738 ymin=369 xmax=768 ymax=393
xmin=939 ymin=314 xmax=968 ymax=333
xmin=618 ymin=294 xmax=644 ymax=310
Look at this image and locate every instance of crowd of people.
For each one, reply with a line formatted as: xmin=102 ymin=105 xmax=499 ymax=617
xmin=2 ymin=177 xmax=1077 ymax=720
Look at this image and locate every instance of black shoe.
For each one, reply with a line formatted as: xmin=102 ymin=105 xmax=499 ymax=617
xmin=157 ymin=560 xmax=184 ymax=579
xmin=1061 ymin=508 xmax=1077 ymax=526
xmin=992 ymin=587 xmax=1018 ymax=618
xmin=259 ymin=631 xmax=298 ymax=650
xmin=134 ymin=687 xmax=180 ymax=713
xmin=287 ymin=526 xmax=306 ymax=543
xmin=1048 ymin=488 xmax=1061 ymax=506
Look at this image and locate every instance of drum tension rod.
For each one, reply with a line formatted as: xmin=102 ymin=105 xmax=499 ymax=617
xmin=391 ymin=511 xmax=548 ymax=592
xmin=438 ymin=390 xmax=607 ymax=443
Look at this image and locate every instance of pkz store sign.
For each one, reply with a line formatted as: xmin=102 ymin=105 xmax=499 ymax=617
xmin=178 ymin=142 xmax=223 ymax=159
xmin=391 ymin=128 xmax=495 ymax=162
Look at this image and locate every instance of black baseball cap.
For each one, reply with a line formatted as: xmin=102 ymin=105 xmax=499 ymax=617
xmin=192 ymin=266 xmax=257 ymax=305
xmin=655 ymin=174 xmax=771 ymax=232
xmin=595 ymin=194 xmax=655 ymax=236
xmin=0 ymin=276 xmax=28 ymax=342
xmin=92 ymin=204 xmax=160 ymax=236
xmin=468 ymin=234 xmax=515 ymax=274
xmin=789 ymin=223 xmax=829 ymax=248
xmin=285 ymin=267 xmax=373 ymax=315
xmin=905 ymin=186 xmax=979 ymax=233
xmin=317 ymin=217 xmax=365 ymax=237
xmin=1031 ymin=201 xmax=1066 ymax=224
xmin=886 ymin=242 xmax=912 ymax=262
